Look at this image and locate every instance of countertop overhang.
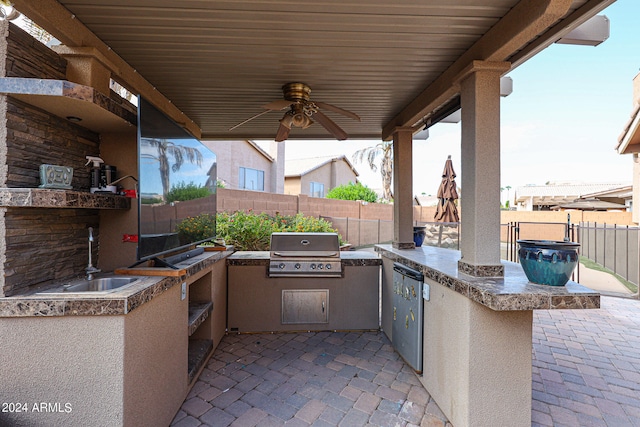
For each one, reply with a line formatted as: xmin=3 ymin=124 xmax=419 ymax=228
xmin=376 ymin=244 xmax=599 ymax=311
xmin=227 ymin=250 xmax=381 ymax=266
xmin=0 ymin=250 xmax=233 ymax=317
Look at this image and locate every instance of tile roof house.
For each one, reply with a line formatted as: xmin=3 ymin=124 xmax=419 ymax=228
xmin=284 ymin=155 xmax=359 ymax=197
xmin=514 ymin=182 xmax=630 ymax=211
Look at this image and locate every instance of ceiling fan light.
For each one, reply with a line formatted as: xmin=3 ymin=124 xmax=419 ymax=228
xmin=279 ymin=112 xmax=293 ymax=129
xmin=292 ymin=113 xmax=308 ymax=128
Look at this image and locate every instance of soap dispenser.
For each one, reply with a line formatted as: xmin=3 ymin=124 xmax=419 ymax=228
xmin=85 ymin=156 xmax=105 ymax=193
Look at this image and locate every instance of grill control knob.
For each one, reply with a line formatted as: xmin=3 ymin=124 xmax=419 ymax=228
xmin=318 ymin=264 xmax=324 ymax=270
xmin=278 ymin=263 xmax=286 ymax=270
xmin=326 ymin=264 xmax=332 ymax=270
xmin=295 ymin=263 xmax=301 ymax=269
xmin=310 ymin=264 xmax=316 ymax=270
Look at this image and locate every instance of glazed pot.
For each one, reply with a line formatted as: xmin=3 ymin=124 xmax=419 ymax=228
xmin=517 ymin=240 xmax=580 ymax=286
xmin=413 ymin=226 xmax=426 ymax=247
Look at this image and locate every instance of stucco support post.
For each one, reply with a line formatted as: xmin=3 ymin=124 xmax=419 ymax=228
xmin=456 ymin=61 xmax=511 ymax=276
xmin=392 ymin=127 xmax=415 ymax=249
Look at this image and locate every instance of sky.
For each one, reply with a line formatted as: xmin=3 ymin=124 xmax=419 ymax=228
xmin=259 ymin=0 xmax=640 ymax=204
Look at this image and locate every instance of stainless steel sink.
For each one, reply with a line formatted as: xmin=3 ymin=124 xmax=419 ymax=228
xmin=61 ymin=277 xmax=139 ymax=292
xmin=38 ymin=276 xmax=140 ymax=294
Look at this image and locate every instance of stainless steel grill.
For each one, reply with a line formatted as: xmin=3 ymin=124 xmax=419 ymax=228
xmin=268 ymin=232 xmax=342 ymax=277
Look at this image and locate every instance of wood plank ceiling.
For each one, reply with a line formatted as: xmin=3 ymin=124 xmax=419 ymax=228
xmin=40 ymin=0 xmax=602 ymax=141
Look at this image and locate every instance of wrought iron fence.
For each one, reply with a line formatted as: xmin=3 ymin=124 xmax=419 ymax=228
xmin=502 ymin=221 xmax=639 ymax=292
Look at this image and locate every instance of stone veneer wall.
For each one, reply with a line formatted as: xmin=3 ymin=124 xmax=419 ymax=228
xmin=0 ymin=22 xmax=103 ymax=296
xmin=2 ymin=209 xmax=99 ymax=296
xmin=4 ymin=23 xmax=67 ymax=79
xmin=5 ymin=97 xmax=99 ymax=189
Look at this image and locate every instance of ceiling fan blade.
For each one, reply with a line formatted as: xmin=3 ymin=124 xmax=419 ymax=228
xmin=263 ymin=100 xmax=294 ymax=111
xmin=229 ymin=109 xmax=272 ymax=131
xmin=312 ymin=110 xmax=348 ymax=140
xmin=275 ymin=123 xmax=291 ymax=142
xmin=314 ymin=101 xmax=361 ymax=121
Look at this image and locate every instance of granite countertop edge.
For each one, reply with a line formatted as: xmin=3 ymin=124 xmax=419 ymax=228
xmin=0 ymin=250 xmax=233 ymax=318
xmin=227 ymin=250 xmax=381 ymax=266
xmin=375 ymin=244 xmax=600 ymax=311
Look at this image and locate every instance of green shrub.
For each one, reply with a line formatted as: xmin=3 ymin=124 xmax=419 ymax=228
xmin=216 ymin=211 xmax=273 ymax=251
xmin=216 ymin=211 xmax=344 ymax=250
xmin=166 ymin=181 xmax=211 ymax=202
xmin=176 ymin=213 xmax=216 ymax=243
xmin=326 ymin=182 xmax=378 ymax=203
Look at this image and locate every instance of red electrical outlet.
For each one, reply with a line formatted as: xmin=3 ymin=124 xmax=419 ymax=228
xmin=122 ymin=234 xmax=138 ymax=243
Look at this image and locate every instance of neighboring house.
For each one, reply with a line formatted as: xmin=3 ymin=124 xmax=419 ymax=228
xmin=203 ymin=140 xmax=284 ymax=193
xmin=617 ymin=71 xmax=640 ymax=224
xmin=514 ymin=182 xmax=630 ymax=211
xmin=414 ymin=195 xmax=439 ymax=207
xmin=285 ymin=155 xmax=359 ymax=197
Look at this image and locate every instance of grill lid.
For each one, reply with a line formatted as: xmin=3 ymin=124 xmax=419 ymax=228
xmin=270 ymin=232 xmax=340 ymax=257
xmin=269 ymin=232 xmax=342 ymax=277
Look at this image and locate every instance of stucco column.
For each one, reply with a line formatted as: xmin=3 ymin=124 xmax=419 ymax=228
xmin=392 ymin=127 xmax=415 ymax=249
xmin=456 ymin=61 xmax=510 ymax=276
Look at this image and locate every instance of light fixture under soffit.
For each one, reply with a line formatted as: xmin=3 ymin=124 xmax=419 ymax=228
xmin=418 ymin=75 xmax=514 ymax=136
xmin=66 ymin=116 xmax=82 ymax=122
xmin=556 ymin=15 xmax=609 ymax=46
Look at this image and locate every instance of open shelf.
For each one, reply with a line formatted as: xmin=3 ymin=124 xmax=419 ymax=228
xmin=188 ymin=339 xmax=213 ymax=385
xmin=188 ymin=301 xmax=213 ymax=337
xmin=0 ymin=77 xmax=136 ymax=133
xmin=0 ymin=188 xmax=131 ymax=209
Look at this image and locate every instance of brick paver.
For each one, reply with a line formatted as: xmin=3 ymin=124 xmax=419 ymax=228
xmin=174 ymin=295 xmax=640 ymax=426
xmin=532 ymin=296 xmax=640 ymax=427
xmin=174 ymin=331 xmax=450 ymax=426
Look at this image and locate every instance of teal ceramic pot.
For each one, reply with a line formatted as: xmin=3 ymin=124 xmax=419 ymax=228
xmin=413 ymin=227 xmax=426 ymax=247
xmin=517 ymin=240 xmax=580 ymax=286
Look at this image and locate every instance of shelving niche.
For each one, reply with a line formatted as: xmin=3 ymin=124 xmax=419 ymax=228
xmin=187 ymin=270 xmax=215 ymax=385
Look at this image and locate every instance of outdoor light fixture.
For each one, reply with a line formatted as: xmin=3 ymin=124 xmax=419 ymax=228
xmin=556 ymin=15 xmax=610 ymax=46
xmin=66 ymin=116 xmax=82 ymax=122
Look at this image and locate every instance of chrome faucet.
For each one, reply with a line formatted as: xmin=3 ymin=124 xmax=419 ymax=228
xmin=86 ymin=227 xmax=101 ymax=280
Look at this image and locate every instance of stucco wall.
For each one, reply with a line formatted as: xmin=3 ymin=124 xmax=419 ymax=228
xmin=0 ymin=315 xmax=125 ymax=427
xmin=298 ymin=159 xmax=357 ymax=197
xmin=421 ymin=280 xmax=533 ymax=427
xmin=204 ymin=140 xmax=275 ymax=192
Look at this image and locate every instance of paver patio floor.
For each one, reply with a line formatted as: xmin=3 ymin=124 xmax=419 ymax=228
xmin=173 ymin=296 xmax=640 ymax=426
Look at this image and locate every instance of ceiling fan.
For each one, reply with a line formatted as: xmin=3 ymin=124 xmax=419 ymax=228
xmin=229 ymin=82 xmax=360 ymax=141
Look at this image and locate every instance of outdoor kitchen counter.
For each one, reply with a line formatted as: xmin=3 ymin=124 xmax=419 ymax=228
xmin=227 ymin=250 xmax=381 ymax=333
xmin=227 ymin=250 xmax=381 ymax=265
xmin=375 ymin=243 xmax=599 ymax=310
xmin=376 ymin=243 xmax=599 ymax=427
xmin=0 ymin=249 xmax=233 ymax=317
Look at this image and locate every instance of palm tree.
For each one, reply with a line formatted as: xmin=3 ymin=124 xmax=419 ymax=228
xmin=352 ymin=141 xmax=393 ymax=201
xmin=142 ymin=138 xmax=203 ymax=200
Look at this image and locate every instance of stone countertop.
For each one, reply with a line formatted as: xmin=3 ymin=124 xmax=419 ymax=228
xmin=0 ymin=250 xmax=233 ymax=318
xmin=375 ymin=244 xmax=599 ymax=311
xmin=0 ymin=188 xmax=131 ymax=209
xmin=227 ymin=250 xmax=382 ymax=266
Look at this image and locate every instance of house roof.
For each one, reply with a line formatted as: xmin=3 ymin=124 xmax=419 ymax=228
xmin=552 ymin=198 xmax=627 ymax=211
xmin=12 ymin=1 xmax=612 ymax=142
xmin=581 ymin=185 xmax=633 ymax=200
xmin=515 ymin=183 xmax=630 ymax=205
xmin=285 ymin=155 xmax=359 ymax=178
xmin=617 ymin=102 xmax=640 ymax=155
xmin=246 ymin=140 xmax=275 ymax=163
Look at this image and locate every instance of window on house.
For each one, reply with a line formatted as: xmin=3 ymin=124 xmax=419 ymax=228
xmin=239 ymin=167 xmax=265 ymax=191
xmin=310 ymin=182 xmax=324 ymax=198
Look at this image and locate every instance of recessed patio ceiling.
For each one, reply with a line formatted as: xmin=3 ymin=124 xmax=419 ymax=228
xmin=13 ymin=0 xmax=612 ymax=140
